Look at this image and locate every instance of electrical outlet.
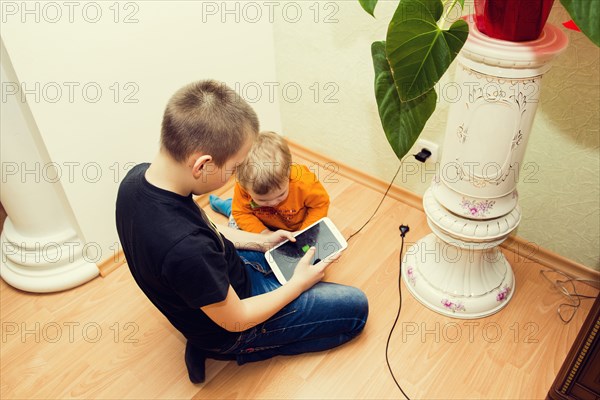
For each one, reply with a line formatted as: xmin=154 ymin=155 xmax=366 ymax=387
xmin=413 ymin=139 xmax=439 ymax=163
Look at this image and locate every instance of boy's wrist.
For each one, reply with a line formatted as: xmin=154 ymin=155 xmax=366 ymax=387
xmin=258 ymin=230 xmax=277 ymax=251
xmin=284 ymin=278 xmax=305 ymax=297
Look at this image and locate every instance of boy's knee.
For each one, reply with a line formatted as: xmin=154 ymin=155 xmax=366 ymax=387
xmin=311 ymin=283 xmax=369 ymax=325
xmin=349 ymin=286 xmax=369 ymax=319
xmin=350 ymin=287 xmax=369 ymax=333
xmin=322 ymin=283 xmax=368 ymax=309
xmin=332 ymin=285 xmax=369 ymax=333
xmin=334 ymin=286 xmax=368 ymax=340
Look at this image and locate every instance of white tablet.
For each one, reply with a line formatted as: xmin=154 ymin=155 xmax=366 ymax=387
xmin=265 ymin=217 xmax=348 ymax=285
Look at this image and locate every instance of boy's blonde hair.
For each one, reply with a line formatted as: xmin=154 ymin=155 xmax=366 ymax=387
xmin=161 ymin=80 xmax=259 ymax=167
xmin=237 ymin=131 xmax=292 ymax=195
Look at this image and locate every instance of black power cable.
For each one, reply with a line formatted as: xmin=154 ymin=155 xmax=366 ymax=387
xmin=345 ymin=150 xmax=430 ymax=243
xmin=344 ymin=149 xmax=433 ymax=398
xmin=385 ymin=225 xmax=411 ymax=399
xmin=346 ymin=156 xmax=406 ymax=243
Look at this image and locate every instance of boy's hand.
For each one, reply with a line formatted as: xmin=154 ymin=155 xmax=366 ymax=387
xmin=261 ymin=229 xmax=295 ymax=252
xmin=288 ymin=247 xmax=341 ymax=292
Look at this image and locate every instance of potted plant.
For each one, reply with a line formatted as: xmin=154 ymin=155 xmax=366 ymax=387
xmin=359 ymin=0 xmax=599 ymax=160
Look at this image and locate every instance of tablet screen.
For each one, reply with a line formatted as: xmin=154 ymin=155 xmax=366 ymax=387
xmin=269 ymin=220 xmax=343 ymax=282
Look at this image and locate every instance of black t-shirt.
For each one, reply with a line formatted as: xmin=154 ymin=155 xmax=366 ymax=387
xmin=115 ymin=163 xmax=250 ymax=349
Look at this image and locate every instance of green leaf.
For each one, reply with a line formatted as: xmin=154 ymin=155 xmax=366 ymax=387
xmin=561 ymin=0 xmax=600 ymax=47
xmin=386 ymin=0 xmax=468 ymax=101
xmin=371 ymin=41 xmax=437 ymax=160
xmin=358 ymin=0 xmax=378 ymax=17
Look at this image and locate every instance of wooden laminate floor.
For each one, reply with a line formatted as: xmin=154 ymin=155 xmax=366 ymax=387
xmin=1 ymin=148 xmax=598 ymax=399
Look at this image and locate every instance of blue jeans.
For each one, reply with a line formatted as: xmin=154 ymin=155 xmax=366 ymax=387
xmin=220 ymin=250 xmax=369 ymax=365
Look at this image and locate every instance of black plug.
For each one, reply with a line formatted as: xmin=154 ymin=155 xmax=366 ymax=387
xmin=399 ymin=225 xmax=410 ymax=237
xmin=414 ymin=148 xmax=432 ymax=163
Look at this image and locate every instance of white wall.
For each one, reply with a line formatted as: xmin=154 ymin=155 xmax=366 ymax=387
xmin=1 ymin=1 xmax=282 ymax=264
xmin=2 ymin=1 xmax=598 ymax=270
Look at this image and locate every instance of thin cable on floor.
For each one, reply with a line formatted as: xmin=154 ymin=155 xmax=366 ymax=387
xmin=346 ymin=155 xmax=410 ymax=243
xmin=343 ymin=153 xmax=426 ymax=398
xmin=385 ymin=229 xmax=411 ymax=400
xmin=540 ymin=268 xmax=597 ymax=323
xmin=342 ymin=150 xmax=431 ymax=397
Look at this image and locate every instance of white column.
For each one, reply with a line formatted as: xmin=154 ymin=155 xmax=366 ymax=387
xmin=0 ymin=39 xmax=99 ymax=292
xmin=403 ymin=19 xmax=568 ymax=318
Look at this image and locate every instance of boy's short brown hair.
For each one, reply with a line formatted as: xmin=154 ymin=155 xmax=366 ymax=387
xmin=237 ymin=131 xmax=292 ymax=195
xmin=161 ymin=80 xmax=259 ymax=167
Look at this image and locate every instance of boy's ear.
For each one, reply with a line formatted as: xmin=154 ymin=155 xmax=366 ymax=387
xmin=190 ymin=154 xmax=213 ymax=179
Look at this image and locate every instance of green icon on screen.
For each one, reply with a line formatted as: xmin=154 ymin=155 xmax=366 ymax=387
xmin=302 ymin=244 xmax=310 ymax=253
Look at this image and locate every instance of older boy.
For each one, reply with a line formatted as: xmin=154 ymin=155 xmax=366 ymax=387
xmin=115 ymin=80 xmax=368 ymax=383
xmin=210 ymin=131 xmax=329 ymax=233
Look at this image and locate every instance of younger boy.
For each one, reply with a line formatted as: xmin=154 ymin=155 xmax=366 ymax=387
xmin=115 ymin=80 xmax=368 ymax=383
xmin=210 ymin=131 xmax=329 ymax=233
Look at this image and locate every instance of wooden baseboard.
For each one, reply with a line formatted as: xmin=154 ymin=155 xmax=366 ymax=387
xmin=100 ymin=139 xmax=600 ymax=284
xmin=502 ymin=236 xmax=600 ymax=287
xmin=286 ymin=139 xmax=600 ymax=285
xmin=287 ymin=139 xmax=425 ymax=212
xmin=98 ymin=252 xmax=127 ymax=278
